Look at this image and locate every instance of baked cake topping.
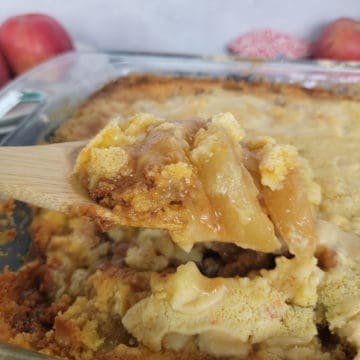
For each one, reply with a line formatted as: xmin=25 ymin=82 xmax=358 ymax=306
xmin=123 ymin=258 xmax=323 ymax=356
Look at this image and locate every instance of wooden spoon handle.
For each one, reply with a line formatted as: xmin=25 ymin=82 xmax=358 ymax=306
xmin=0 ymin=142 xmax=88 ymax=212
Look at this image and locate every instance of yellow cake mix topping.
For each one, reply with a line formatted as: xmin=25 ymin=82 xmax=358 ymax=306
xmin=122 ymin=258 xmax=323 ymax=357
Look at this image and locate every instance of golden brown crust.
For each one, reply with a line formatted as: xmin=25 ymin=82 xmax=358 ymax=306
xmin=0 ymin=262 xmax=71 ymax=350
xmin=54 ymin=73 xmax=360 ymax=142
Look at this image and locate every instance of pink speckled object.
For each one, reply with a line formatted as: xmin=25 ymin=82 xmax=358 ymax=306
xmin=228 ymin=29 xmax=311 ymax=60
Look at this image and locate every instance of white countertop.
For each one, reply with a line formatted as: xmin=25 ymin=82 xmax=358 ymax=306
xmin=0 ymin=0 xmax=358 ymax=54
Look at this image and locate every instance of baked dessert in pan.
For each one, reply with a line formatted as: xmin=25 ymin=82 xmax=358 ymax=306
xmin=0 ymin=74 xmax=359 ymax=360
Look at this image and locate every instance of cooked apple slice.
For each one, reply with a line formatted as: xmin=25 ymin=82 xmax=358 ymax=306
xmin=190 ymin=114 xmax=280 ymax=253
xmin=263 ymin=170 xmax=316 ymax=258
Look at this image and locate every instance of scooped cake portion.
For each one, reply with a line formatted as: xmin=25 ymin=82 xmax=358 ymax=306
xmin=74 ymin=112 xmax=317 ymax=258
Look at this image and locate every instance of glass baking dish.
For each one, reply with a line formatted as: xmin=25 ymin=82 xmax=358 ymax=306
xmin=1 ymin=51 xmax=360 ymax=360
xmin=2 ymin=51 xmax=360 ymax=147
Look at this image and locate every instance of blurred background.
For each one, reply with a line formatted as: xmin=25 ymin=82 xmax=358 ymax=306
xmin=0 ymin=0 xmax=358 ymax=54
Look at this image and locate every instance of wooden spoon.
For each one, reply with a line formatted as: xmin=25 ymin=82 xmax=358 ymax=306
xmin=0 ymin=141 xmax=93 ymax=212
xmin=0 ymin=141 xmax=173 ymax=231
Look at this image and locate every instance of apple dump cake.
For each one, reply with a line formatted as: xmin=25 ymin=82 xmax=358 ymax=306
xmin=0 ymin=74 xmax=359 ymax=360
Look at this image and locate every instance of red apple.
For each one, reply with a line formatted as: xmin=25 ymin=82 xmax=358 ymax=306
xmin=0 ymin=51 xmax=10 ymax=87
xmin=312 ymin=18 xmax=360 ymax=61
xmin=0 ymin=13 xmax=74 ymax=74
